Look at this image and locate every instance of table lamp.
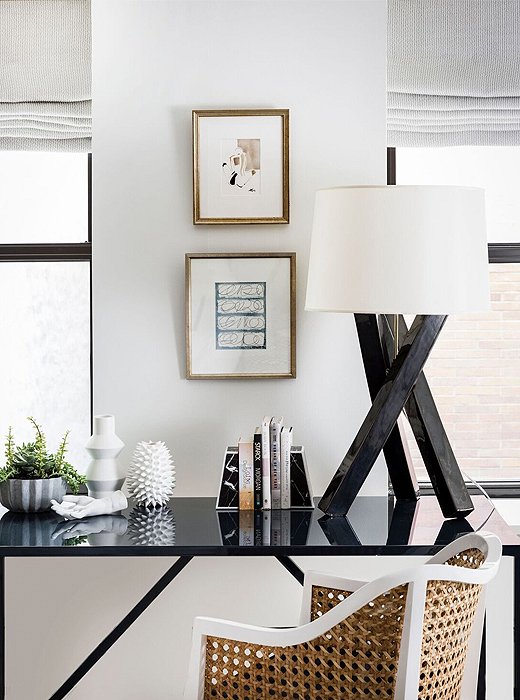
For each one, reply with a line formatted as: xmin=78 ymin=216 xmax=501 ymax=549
xmin=305 ymin=186 xmax=490 ymax=519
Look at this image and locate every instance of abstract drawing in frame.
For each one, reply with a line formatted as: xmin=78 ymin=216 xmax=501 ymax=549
xmin=192 ymin=109 xmax=289 ymax=224
xmin=185 ymin=253 xmax=296 ymax=379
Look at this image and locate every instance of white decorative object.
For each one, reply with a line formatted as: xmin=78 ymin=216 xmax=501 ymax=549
xmin=50 ymin=491 xmax=127 ymax=520
xmin=85 ymin=415 xmax=125 ymax=498
xmin=128 ymin=506 xmax=176 ymax=546
xmin=127 ymin=441 xmax=176 ymax=508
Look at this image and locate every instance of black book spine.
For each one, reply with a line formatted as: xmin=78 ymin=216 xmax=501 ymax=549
xmin=253 ymin=430 xmax=263 ymax=509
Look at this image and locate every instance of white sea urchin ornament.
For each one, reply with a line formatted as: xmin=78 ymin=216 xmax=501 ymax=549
xmin=127 ymin=441 xmax=176 ymax=508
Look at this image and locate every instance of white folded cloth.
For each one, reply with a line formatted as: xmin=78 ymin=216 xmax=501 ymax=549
xmin=388 ymin=0 xmax=520 ymax=146
xmin=0 ymin=0 xmax=91 ymax=152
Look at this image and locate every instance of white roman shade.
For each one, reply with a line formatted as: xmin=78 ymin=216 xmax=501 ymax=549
xmin=388 ymin=0 xmax=520 ymax=147
xmin=0 ymin=0 xmax=91 ymax=152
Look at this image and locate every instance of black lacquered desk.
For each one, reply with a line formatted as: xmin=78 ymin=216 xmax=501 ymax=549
xmin=0 ymin=494 xmax=518 ymax=700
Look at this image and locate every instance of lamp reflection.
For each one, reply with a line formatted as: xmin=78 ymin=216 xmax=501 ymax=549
xmin=434 ymin=517 xmax=474 ymax=545
xmin=386 ymin=499 xmax=419 ymax=546
xmin=318 ymin=515 xmax=361 ymax=546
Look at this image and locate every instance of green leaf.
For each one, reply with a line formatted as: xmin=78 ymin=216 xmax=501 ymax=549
xmin=1 ymin=420 xmax=85 ymax=490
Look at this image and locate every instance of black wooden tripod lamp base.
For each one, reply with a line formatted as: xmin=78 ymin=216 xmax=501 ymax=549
xmin=318 ymin=314 xmax=474 ymax=520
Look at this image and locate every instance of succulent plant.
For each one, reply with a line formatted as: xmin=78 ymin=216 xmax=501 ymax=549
xmin=0 ymin=418 xmax=86 ymax=494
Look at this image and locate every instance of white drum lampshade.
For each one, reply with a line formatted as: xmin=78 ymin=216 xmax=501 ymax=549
xmin=305 ymin=186 xmax=490 ymax=316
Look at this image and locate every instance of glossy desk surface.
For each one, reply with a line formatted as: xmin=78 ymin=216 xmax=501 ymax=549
xmin=0 ymin=495 xmax=517 ymax=556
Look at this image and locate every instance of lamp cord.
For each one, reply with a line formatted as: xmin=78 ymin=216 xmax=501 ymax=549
xmin=461 ymin=470 xmax=496 ymax=531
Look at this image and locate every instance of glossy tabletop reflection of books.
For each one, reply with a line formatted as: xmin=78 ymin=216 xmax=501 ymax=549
xmin=0 ymin=495 xmax=517 ymax=556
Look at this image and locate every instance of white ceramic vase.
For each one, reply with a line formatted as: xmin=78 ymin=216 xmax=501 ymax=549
xmin=85 ymin=415 xmax=125 ymax=498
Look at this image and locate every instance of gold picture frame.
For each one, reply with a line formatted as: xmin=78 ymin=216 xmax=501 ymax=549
xmin=192 ymin=109 xmax=289 ymax=225
xmin=185 ymin=252 xmax=296 ymax=379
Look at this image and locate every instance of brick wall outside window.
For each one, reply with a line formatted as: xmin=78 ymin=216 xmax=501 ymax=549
xmin=406 ymin=263 xmax=520 ymax=482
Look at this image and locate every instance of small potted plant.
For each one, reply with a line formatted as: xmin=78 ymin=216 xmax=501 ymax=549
xmin=0 ymin=417 xmax=86 ymax=513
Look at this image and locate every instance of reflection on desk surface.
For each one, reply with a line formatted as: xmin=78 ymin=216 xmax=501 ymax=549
xmin=0 ymin=495 xmax=516 ymax=549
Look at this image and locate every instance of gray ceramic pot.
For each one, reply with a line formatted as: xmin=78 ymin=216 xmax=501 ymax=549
xmin=0 ymin=477 xmax=67 ymax=513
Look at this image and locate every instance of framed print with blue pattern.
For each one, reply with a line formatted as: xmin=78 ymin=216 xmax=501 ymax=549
xmin=186 ymin=252 xmax=296 ymax=379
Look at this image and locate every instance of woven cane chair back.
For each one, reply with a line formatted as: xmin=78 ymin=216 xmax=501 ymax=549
xmin=417 ymin=547 xmax=486 ymax=700
xmin=309 ymin=584 xmax=352 ymax=620
xmin=184 ymin=533 xmax=501 ymax=700
xmin=205 ymin=583 xmax=407 ymax=700
xmin=303 ymin=547 xmax=485 ymax=700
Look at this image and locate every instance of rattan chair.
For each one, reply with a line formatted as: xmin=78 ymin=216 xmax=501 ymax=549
xmin=184 ymin=532 xmax=501 ymax=700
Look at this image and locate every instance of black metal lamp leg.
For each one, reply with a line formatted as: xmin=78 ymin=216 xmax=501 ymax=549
xmin=319 ymin=315 xmax=447 ymax=518
xmin=48 ymin=556 xmax=193 ymax=700
xmin=381 ymin=315 xmax=474 ymax=519
xmin=354 ymin=314 xmax=419 ymax=501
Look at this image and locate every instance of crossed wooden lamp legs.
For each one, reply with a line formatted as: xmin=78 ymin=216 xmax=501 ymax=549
xmin=318 ymin=314 xmax=474 ymax=520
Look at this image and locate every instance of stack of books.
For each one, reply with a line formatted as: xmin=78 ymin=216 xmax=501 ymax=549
xmin=239 ymin=416 xmax=293 ymax=511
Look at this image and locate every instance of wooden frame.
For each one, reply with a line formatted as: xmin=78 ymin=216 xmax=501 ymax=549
xmin=185 ymin=252 xmax=296 ymax=379
xmin=192 ymin=109 xmax=289 ymax=225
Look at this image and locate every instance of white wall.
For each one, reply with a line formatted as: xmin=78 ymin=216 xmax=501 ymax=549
xmin=91 ymin=0 xmax=388 ymax=500
xmin=6 ymin=2 xmax=389 ymax=699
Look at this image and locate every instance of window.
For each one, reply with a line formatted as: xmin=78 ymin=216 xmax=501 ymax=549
xmin=395 ymin=146 xmax=520 ymax=485
xmin=0 ymin=152 xmax=91 ymax=472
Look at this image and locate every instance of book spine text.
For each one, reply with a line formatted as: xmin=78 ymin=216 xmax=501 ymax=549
xmin=253 ymin=428 xmax=263 ymax=510
xmin=238 ymin=437 xmax=254 ymax=510
xmin=261 ymin=417 xmax=272 ymax=509
xmin=280 ymin=426 xmax=293 ymax=509
xmin=270 ymin=417 xmax=283 ymax=509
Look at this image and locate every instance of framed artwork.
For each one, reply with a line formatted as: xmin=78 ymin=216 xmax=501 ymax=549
xmin=192 ymin=109 xmax=289 ymax=225
xmin=185 ymin=252 xmax=296 ymax=379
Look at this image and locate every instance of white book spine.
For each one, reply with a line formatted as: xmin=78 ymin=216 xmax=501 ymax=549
xmin=270 ymin=416 xmax=283 ymax=509
xmin=238 ymin=437 xmax=254 ymax=510
xmin=261 ymin=417 xmax=272 ymax=509
xmin=280 ymin=426 xmax=293 ymax=509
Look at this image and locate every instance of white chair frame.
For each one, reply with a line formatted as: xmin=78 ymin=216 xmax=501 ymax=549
xmin=184 ymin=532 xmax=502 ymax=700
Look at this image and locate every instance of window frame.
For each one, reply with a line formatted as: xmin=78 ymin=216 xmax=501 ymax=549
xmin=388 ymin=146 xmax=520 ymax=497
xmin=0 ymin=152 xmax=93 ymax=424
